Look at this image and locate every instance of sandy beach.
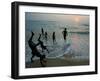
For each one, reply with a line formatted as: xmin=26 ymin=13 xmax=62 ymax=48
xmin=26 ymin=56 xmax=89 ymax=68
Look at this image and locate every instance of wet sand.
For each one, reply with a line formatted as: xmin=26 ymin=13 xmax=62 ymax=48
xmin=26 ymin=56 xmax=89 ymax=68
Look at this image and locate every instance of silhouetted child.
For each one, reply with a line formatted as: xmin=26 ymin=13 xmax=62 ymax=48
xmin=38 ymin=34 xmax=49 ymax=53
xmin=41 ymin=28 xmax=44 ymax=36
xmin=28 ymin=32 xmax=46 ymax=66
xmin=52 ymin=32 xmax=56 ymax=44
xmin=44 ymin=32 xmax=48 ymax=41
xmin=62 ymin=28 xmax=68 ymax=41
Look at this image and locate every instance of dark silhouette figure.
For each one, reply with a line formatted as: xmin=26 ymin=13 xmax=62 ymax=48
xmin=62 ymin=28 xmax=68 ymax=41
xmin=52 ymin=32 xmax=56 ymax=44
xmin=28 ymin=32 xmax=46 ymax=66
xmin=38 ymin=34 xmax=49 ymax=53
xmin=41 ymin=28 xmax=44 ymax=36
xmin=44 ymin=32 xmax=48 ymax=41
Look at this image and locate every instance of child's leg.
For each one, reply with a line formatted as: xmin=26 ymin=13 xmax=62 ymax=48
xmin=31 ymin=54 xmax=35 ymax=63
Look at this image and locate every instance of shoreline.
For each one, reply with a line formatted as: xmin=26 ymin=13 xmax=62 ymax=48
xmin=26 ymin=57 xmax=89 ymax=68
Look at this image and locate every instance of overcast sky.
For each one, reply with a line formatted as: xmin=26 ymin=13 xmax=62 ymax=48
xmin=25 ymin=12 xmax=89 ymax=26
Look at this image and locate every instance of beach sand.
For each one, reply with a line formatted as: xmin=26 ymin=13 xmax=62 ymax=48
xmin=26 ymin=56 xmax=89 ymax=68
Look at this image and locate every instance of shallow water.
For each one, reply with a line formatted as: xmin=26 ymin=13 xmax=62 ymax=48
xmin=25 ymin=21 xmax=89 ymax=62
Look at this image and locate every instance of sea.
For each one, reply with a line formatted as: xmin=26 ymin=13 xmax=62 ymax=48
xmin=25 ymin=20 xmax=89 ymax=62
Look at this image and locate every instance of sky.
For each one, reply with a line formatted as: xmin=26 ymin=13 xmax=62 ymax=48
xmin=25 ymin=12 xmax=89 ymax=26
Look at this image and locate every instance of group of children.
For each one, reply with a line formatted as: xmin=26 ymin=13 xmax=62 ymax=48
xmin=41 ymin=28 xmax=68 ymax=44
xmin=28 ymin=28 xmax=68 ymax=67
